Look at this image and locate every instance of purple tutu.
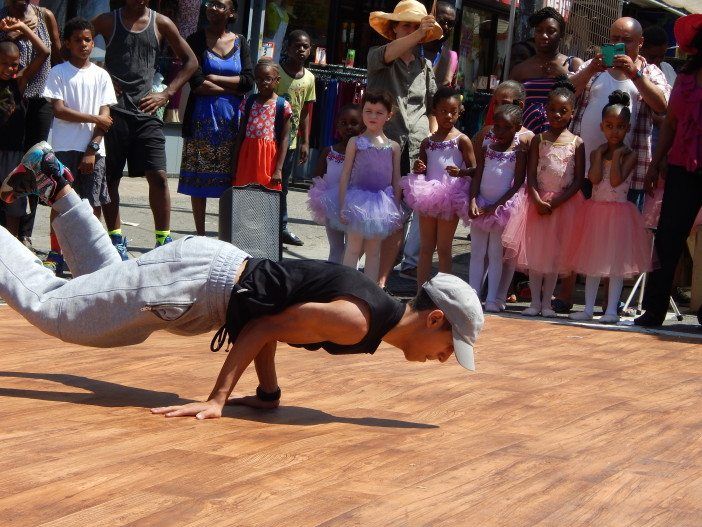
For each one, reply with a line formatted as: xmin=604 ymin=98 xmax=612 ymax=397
xmin=307 ymin=177 xmax=340 ymax=225
xmin=333 ymin=186 xmax=402 ymax=239
xmin=469 ymin=190 xmax=525 ymax=231
xmin=400 ymin=173 xmax=470 ymax=220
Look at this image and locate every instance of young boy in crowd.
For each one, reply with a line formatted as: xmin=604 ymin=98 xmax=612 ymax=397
xmin=0 ymin=17 xmax=49 ymax=238
xmin=41 ymin=17 xmax=117 ymax=275
xmin=277 ymin=29 xmax=316 ymax=247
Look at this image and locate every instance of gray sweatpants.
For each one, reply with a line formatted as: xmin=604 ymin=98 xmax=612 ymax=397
xmin=0 ymin=191 xmax=249 ymax=348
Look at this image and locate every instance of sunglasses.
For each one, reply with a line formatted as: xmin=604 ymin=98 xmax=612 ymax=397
xmin=205 ymin=1 xmax=230 ymax=12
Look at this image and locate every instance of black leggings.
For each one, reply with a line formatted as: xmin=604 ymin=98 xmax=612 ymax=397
xmin=643 ymin=164 xmax=702 ymax=316
xmin=17 ymin=98 xmax=53 ymax=239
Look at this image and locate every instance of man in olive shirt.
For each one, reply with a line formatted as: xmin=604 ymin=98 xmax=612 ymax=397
xmin=367 ymin=4 xmax=440 ymax=287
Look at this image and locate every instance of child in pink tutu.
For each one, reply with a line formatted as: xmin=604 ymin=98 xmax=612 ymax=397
xmin=468 ymin=104 xmax=532 ymax=312
xmin=567 ymin=91 xmax=654 ymax=324
xmin=308 ymin=104 xmax=363 ymax=263
xmin=401 ymin=87 xmax=476 ymax=291
xmin=502 ymin=77 xmax=585 ymax=317
xmin=338 ymin=91 xmax=402 ymax=283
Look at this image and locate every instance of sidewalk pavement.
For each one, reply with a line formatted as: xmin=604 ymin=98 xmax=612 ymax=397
xmin=20 ymin=178 xmax=702 ymax=336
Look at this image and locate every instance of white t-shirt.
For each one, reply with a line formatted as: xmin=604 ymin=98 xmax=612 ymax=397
xmin=579 ymin=70 xmax=640 ymax=175
xmin=660 ymin=61 xmax=677 ymax=87
xmin=43 ymin=62 xmax=117 ymax=156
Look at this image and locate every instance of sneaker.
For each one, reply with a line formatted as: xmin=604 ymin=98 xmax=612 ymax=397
xmin=43 ymin=250 xmax=67 ymax=276
xmin=522 ymin=306 xmax=541 ymax=317
xmin=541 ymin=308 xmax=558 ymax=318
xmin=599 ymin=313 xmax=620 ymax=324
xmin=399 ymin=267 xmax=418 ymax=280
xmin=110 ymin=233 xmax=129 ymax=261
xmin=155 ymin=235 xmax=173 ymax=247
xmin=282 ymin=229 xmax=304 ymax=246
xmin=570 ymin=311 xmax=593 ymax=321
xmin=2 ymin=144 xmax=73 ymax=205
xmin=20 ymin=144 xmax=73 ymax=205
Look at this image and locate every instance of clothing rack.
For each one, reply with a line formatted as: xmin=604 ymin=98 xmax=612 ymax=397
xmin=308 ymin=63 xmax=367 ymax=81
xmin=309 ymin=68 xmax=367 ymax=151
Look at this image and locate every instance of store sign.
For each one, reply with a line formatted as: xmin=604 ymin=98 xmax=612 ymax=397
xmin=545 ymin=0 xmax=572 ymax=21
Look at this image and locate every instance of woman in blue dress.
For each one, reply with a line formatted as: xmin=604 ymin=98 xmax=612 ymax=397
xmin=179 ymin=0 xmax=253 ymax=235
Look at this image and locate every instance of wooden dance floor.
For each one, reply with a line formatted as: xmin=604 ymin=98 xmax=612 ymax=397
xmin=1 ymin=307 xmax=701 ymax=526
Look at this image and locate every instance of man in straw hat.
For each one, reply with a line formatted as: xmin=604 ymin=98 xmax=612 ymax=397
xmin=0 ymin=143 xmax=484 ymax=420
xmin=366 ymin=0 xmax=444 ymax=288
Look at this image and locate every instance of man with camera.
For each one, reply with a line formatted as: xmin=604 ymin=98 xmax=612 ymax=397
xmin=570 ymin=17 xmax=670 ymax=208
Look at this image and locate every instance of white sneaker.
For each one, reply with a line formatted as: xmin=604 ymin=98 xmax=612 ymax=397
xmin=541 ymin=308 xmax=558 ymax=318
xmin=599 ymin=313 xmax=620 ymax=324
xmin=522 ymin=306 xmax=541 ymax=316
xmin=484 ymin=301 xmax=501 ymax=313
xmin=570 ymin=311 xmax=594 ymax=321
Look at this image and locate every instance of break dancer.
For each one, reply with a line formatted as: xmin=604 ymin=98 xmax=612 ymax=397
xmin=0 ymin=143 xmax=484 ymax=420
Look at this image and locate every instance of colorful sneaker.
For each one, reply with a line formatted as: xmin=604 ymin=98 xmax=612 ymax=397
xmin=110 ymin=233 xmax=129 ymax=261
xmin=155 ymin=235 xmax=173 ymax=247
xmin=4 ymin=142 xmax=74 ymax=205
xmin=43 ymin=251 xmax=67 ymax=277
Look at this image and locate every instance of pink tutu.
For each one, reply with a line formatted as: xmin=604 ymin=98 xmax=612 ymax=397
xmin=400 ymin=173 xmax=469 ymax=220
xmin=469 ymin=190 xmax=525 ymax=232
xmin=502 ymin=190 xmax=585 ymax=274
xmin=307 ymin=176 xmax=339 ymax=225
xmin=333 ymin=186 xmax=403 ymax=239
xmin=564 ymin=200 xmax=654 ymax=278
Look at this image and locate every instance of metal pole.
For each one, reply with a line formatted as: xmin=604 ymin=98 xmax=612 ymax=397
xmin=502 ymin=0 xmax=519 ymax=81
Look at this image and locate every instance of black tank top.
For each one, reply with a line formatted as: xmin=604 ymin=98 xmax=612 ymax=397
xmin=105 ymin=8 xmax=159 ymax=115
xmin=211 ymin=259 xmax=406 ymax=355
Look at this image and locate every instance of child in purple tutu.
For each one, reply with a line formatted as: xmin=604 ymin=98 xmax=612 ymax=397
xmin=307 ymin=104 xmax=363 ymax=264
xmin=401 ymin=87 xmax=476 ymax=292
xmin=468 ymin=104 xmax=532 ymax=312
xmin=338 ymin=91 xmax=402 ymax=283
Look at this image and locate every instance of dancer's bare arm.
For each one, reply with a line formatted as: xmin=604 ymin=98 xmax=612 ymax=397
xmin=151 ymin=298 xmax=370 ymax=419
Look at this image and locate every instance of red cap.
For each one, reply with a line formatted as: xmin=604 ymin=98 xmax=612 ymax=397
xmin=675 ymin=14 xmax=702 ymax=55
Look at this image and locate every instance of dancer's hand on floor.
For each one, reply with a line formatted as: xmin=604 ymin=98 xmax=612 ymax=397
xmin=226 ymin=395 xmax=280 ymax=410
xmin=150 ymin=400 xmax=223 ymax=420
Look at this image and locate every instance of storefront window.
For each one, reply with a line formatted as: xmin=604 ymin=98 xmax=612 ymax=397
xmin=457 ymin=8 xmax=510 ymax=94
xmin=261 ymin=0 xmax=330 ymax=61
xmin=457 ymin=8 xmax=493 ymax=94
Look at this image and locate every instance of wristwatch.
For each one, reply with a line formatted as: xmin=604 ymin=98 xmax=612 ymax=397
xmin=632 ymin=68 xmax=644 ymax=81
xmin=87 ymin=141 xmax=100 ymax=152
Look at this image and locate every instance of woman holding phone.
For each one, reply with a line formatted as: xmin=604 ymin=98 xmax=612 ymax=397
xmin=509 ymin=7 xmax=582 ymax=134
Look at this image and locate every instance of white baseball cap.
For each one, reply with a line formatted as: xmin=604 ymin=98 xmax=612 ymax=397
xmin=423 ymin=273 xmax=484 ymax=371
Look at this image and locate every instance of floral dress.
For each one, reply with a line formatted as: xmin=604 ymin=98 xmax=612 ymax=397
xmin=233 ymin=96 xmax=292 ymax=190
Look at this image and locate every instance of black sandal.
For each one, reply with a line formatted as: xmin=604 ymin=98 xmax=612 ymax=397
xmin=551 ymin=298 xmax=573 ymax=314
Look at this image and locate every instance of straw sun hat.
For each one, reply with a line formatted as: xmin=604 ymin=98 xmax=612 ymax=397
xmin=369 ymin=0 xmax=443 ymax=43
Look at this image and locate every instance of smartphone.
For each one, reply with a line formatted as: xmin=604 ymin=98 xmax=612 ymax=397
xmin=601 ymin=43 xmax=626 ymax=67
